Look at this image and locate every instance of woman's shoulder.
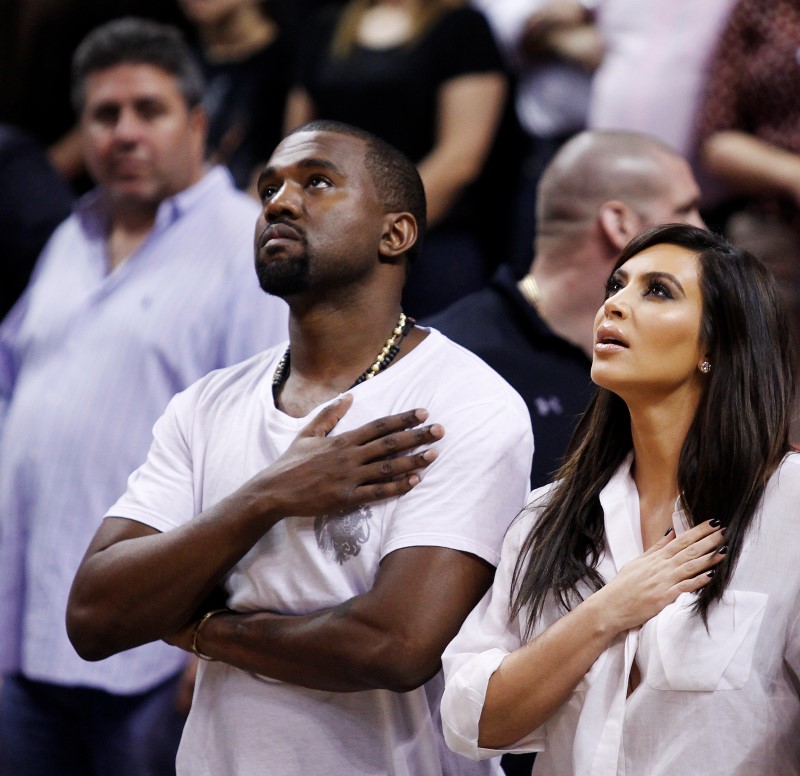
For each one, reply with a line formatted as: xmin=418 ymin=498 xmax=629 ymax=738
xmin=505 ymin=481 xmax=560 ymax=544
xmin=770 ymin=450 xmax=800 ymax=499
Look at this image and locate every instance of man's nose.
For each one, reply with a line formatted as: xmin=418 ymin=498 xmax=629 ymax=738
xmin=112 ymin=108 xmax=144 ymax=143
xmin=264 ymin=181 xmax=302 ymax=219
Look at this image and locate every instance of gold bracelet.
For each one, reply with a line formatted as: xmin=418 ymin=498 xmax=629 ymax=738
xmin=190 ymin=608 xmax=230 ymax=662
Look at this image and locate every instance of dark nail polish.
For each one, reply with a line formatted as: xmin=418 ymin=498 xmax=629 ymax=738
xmin=664 ymin=526 xmax=674 ymax=536
xmin=710 ymin=519 xmax=721 ymax=527
xmin=706 ymin=569 xmax=716 ymax=578
xmin=718 ymin=545 xmax=728 ymax=555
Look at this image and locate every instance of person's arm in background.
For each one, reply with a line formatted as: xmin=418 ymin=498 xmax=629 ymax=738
xmin=284 ymin=76 xmax=507 ymax=228
xmin=417 ymin=71 xmax=507 ymax=227
xmin=47 ymin=126 xmax=86 ymax=184
xmin=702 ymin=131 xmax=800 ymax=207
xmin=283 ymin=86 xmax=316 ymax=136
xmin=693 ymin=0 xmax=796 ymax=199
xmin=284 ymin=72 xmax=506 ymax=230
xmin=518 ymin=1 xmax=602 ymax=72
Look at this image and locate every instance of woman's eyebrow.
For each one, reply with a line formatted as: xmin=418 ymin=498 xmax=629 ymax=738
xmin=641 ymin=270 xmax=685 ymax=295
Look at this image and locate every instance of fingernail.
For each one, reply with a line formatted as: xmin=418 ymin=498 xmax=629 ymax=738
xmin=717 ymin=545 xmax=728 ymax=555
xmin=664 ymin=526 xmax=674 ymax=536
xmin=408 ymin=474 xmax=420 ymax=486
xmin=706 ymin=569 xmax=716 ymax=578
xmin=421 ymin=449 xmax=437 ymax=461
xmin=709 ymin=519 xmax=721 ymax=527
xmin=415 ymin=409 xmax=429 ymax=421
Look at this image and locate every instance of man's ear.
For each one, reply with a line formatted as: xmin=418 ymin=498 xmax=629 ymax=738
xmin=598 ymin=200 xmax=641 ymax=251
xmin=189 ymin=104 xmax=208 ymax=154
xmin=378 ymin=212 xmax=418 ymax=263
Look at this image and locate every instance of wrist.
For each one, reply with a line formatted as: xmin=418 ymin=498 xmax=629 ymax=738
xmin=229 ymin=480 xmax=287 ymax=533
xmin=582 ymin=588 xmax=627 ymax=643
xmin=191 ymin=608 xmax=231 ymax=661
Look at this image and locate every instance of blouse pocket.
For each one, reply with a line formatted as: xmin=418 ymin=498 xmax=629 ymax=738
xmin=643 ymin=590 xmax=768 ymax=691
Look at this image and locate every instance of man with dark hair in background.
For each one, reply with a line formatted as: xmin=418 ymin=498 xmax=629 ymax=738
xmin=0 ymin=18 xmax=287 ymax=775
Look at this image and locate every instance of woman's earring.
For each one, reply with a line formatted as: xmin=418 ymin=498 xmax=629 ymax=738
xmin=699 ymin=360 xmax=711 ymax=374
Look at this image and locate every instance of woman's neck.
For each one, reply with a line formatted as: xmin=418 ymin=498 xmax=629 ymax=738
xmin=627 ymin=391 xmax=700 ymax=546
xmin=357 ymin=2 xmax=416 ymax=48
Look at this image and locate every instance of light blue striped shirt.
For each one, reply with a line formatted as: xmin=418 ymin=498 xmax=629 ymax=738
xmin=0 ymin=166 xmax=288 ymax=693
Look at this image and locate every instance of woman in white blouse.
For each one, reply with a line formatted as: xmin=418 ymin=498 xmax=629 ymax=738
xmin=441 ymin=223 xmax=800 ymax=775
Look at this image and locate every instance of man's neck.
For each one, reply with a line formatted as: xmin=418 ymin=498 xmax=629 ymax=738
xmin=106 ymin=204 xmax=157 ymax=271
xmin=523 ymin=258 xmax=605 ymax=359
xmin=275 ymin=297 xmax=424 ymax=418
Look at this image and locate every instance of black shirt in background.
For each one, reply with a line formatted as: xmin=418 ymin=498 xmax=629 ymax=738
xmin=0 ymin=125 xmax=73 ymax=320
xmin=427 ymin=264 xmax=595 ymax=489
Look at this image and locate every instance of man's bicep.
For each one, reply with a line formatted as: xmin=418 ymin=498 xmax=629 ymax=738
xmin=82 ymin=516 xmax=162 ymax=557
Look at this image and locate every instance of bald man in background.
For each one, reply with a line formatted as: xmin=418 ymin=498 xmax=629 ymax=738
xmin=429 ymin=130 xmax=704 ymax=491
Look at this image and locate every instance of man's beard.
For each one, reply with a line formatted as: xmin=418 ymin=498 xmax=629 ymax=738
xmin=255 ymin=254 xmax=310 ymax=297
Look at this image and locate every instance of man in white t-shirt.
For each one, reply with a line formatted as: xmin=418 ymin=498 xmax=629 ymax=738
xmin=66 ymin=121 xmax=533 ymax=775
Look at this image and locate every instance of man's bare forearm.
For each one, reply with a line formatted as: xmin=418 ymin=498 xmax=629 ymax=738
xmin=183 ymin=547 xmax=495 ymax=693
xmin=67 ymin=488 xmax=284 ymax=660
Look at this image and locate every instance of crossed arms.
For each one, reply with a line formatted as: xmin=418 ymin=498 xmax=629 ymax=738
xmin=67 ymin=396 xmax=497 ymax=693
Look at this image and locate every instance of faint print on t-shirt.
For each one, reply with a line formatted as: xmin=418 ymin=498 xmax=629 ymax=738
xmin=315 ymin=505 xmax=373 ymax=564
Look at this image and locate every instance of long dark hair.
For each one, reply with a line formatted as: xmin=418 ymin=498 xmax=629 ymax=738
xmin=511 ymin=224 xmax=796 ymax=635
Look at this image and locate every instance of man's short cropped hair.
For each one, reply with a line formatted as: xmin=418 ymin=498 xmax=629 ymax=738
xmin=71 ymin=17 xmax=205 ymax=114
xmin=288 ymin=120 xmax=428 ymax=262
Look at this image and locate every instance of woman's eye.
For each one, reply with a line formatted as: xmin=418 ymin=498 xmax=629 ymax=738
xmin=605 ymin=279 xmax=623 ymax=298
xmin=646 ymin=281 xmax=672 ymax=299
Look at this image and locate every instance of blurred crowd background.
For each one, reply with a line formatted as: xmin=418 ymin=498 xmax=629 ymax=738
xmin=1 ymin=0 xmax=798 ymax=329
xmin=0 ymin=3 xmax=798 ymax=775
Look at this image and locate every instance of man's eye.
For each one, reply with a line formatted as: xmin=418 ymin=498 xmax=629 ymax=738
xmin=92 ymin=107 xmax=118 ymax=125
xmin=260 ymin=186 xmax=278 ymax=200
xmin=138 ymin=104 xmax=165 ymax=120
xmin=308 ymin=175 xmax=330 ymax=188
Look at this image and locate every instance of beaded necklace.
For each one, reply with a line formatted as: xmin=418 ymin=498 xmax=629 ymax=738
xmin=271 ymin=312 xmax=414 ymax=397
